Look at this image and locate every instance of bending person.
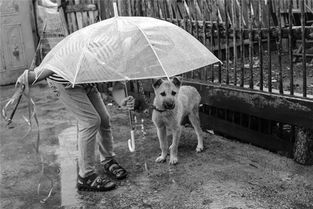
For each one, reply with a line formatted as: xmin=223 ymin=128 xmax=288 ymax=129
xmin=16 ymin=68 xmax=135 ymax=192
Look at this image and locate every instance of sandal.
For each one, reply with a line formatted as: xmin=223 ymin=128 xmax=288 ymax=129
xmin=77 ymin=173 xmax=116 ymax=191
xmin=102 ymin=159 xmax=128 ymax=180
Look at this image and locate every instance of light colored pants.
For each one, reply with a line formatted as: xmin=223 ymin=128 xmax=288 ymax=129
xmin=48 ymin=80 xmax=115 ymax=177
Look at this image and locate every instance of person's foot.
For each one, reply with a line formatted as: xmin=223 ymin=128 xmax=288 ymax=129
xmin=77 ymin=173 xmax=116 ymax=191
xmin=102 ymin=158 xmax=128 ymax=180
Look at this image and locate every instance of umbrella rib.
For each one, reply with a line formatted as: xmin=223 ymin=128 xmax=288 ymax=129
xmin=72 ymin=50 xmax=85 ymax=85
xmin=127 ymin=20 xmax=171 ymax=80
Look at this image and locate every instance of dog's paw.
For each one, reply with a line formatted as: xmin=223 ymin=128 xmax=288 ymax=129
xmin=196 ymin=145 xmax=204 ymax=153
xmin=155 ymin=156 xmax=166 ymax=163
xmin=169 ymin=156 xmax=178 ymax=165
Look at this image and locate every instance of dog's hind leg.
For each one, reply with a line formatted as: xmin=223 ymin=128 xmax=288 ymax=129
xmin=169 ymin=127 xmax=182 ymax=165
xmin=189 ymin=108 xmax=204 ymax=152
xmin=156 ymin=127 xmax=168 ymax=163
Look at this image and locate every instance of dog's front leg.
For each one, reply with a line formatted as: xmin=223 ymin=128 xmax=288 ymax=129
xmin=156 ymin=126 xmax=168 ymax=163
xmin=169 ymin=127 xmax=182 ymax=165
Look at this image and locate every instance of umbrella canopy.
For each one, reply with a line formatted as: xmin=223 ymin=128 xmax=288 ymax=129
xmin=35 ymin=16 xmax=220 ymax=84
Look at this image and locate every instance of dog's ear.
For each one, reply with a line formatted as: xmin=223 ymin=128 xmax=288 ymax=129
xmin=152 ymin=78 xmax=163 ymax=89
xmin=171 ymin=76 xmax=182 ymax=88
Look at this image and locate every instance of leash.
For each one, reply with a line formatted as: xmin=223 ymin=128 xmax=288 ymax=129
xmin=23 ymin=70 xmax=41 ymax=153
xmin=23 ymin=72 xmax=54 ymax=204
xmin=1 ymin=20 xmax=55 ymax=203
xmin=2 ymin=85 xmax=25 ymax=125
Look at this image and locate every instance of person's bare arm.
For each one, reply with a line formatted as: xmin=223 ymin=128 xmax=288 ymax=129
xmin=16 ymin=68 xmax=54 ymax=87
xmin=32 ymin=68 xmax=54 ymax=84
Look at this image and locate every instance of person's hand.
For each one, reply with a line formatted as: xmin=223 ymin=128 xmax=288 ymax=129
xmin=15 ymin=70 xmax=29 ymax=88
xmin=120 ymin=96 xmax=135 ymax=110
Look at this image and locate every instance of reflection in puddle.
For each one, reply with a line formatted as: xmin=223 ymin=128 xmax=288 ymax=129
xmin=56 ymin=126 xmax=80 ymax=207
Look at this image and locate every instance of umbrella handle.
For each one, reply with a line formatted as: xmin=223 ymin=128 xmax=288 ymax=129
xmin=123 ymin=81 xmax=136 ymax=152
xmin=123 ymin=82 xmax=134 ymax=128
xmin=128 ymin=130 xmax=135 ymax=152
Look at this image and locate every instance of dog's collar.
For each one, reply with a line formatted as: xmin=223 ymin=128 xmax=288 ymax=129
xmin=152 ymin=105 xmax=167 ymax=113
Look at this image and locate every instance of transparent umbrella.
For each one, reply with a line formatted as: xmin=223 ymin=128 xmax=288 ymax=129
xmin=35 ymin=16 xmax=220 ymax=84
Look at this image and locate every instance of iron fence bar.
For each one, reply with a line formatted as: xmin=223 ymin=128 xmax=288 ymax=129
xmin=190 ymin=18 xmax=194 ymax=79
xmin=289 ymin=0 xmax=294 ymax=95
xmin=210 ymin=9 xmax=215 ymax=83
xmin=225 ymin=0 xmax=229 ymax=84
xmin=217 ymin=6 xmax=222 ymax=83
xmin=186 ymin=18 xmax=190 ymax=79
xmin=278 ymin=0 xmax=283 ymax=94
xmin=268 ymin=0 xmax=272 ymax=93
xmin=240 ymin=0 xmax=244 ymax=87
xmin=301 ymin=0 xmax=307 ymax=97
xmin=258 ymin=0 xmax=263 ymax=91
xmin=202 ymin=1 xmax=207 ymax=81
xmin=248 ymin=0 xmax=253 ymax=89
xmin=232 ymin=0 xmax=237 ymax=86
xmin=195 ymin=0 xmax=199 ymax=80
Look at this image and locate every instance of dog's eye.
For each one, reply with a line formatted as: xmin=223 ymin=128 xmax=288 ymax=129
xmin=160 ymin=92 xmax=166 ymax=96
xmin=171 ymin=91 xmax=176 ymax=96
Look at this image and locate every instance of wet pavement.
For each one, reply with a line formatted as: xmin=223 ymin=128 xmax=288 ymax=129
xmin=1 ymin=83 xmax=313 ymax=209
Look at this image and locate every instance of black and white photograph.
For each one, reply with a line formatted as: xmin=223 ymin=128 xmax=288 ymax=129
xmin=1 ymin=0 xmax=313 ymax=208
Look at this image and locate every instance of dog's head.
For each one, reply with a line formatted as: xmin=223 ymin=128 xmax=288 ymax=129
xmin=152 ymin=76 xmax=181 ymax=110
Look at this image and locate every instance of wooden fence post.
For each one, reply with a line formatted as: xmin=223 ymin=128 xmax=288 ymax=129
xmin=57 ymin=0 xmax=69 ymax=36
xmin=294 ymin=127 xmax=313 ymax=165
xmin=113 ymin=1 xmax=118 ymax=16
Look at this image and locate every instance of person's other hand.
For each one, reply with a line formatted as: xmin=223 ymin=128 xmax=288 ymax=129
xmin=96 ymin=83 xmax=108 ymax=93
xmin=121 ymin=96 xmax=135 ymax=110
xmin=15 ymin=70 xmax=28 ymax=88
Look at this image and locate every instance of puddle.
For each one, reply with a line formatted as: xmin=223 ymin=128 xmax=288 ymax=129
xmin=56 ymin=126 xmax=80 ymax=207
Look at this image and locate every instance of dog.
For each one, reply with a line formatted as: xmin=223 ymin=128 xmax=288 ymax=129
xmin=152 ymin=76 xmax=203 ymax=165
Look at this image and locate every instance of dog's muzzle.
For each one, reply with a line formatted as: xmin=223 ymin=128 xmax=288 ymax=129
xmin=163 ymin=102 xmax=175 ymax=110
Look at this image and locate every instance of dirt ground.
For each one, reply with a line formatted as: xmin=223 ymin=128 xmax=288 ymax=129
xmin=1 ymin=82 xmax=313 ymax=209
